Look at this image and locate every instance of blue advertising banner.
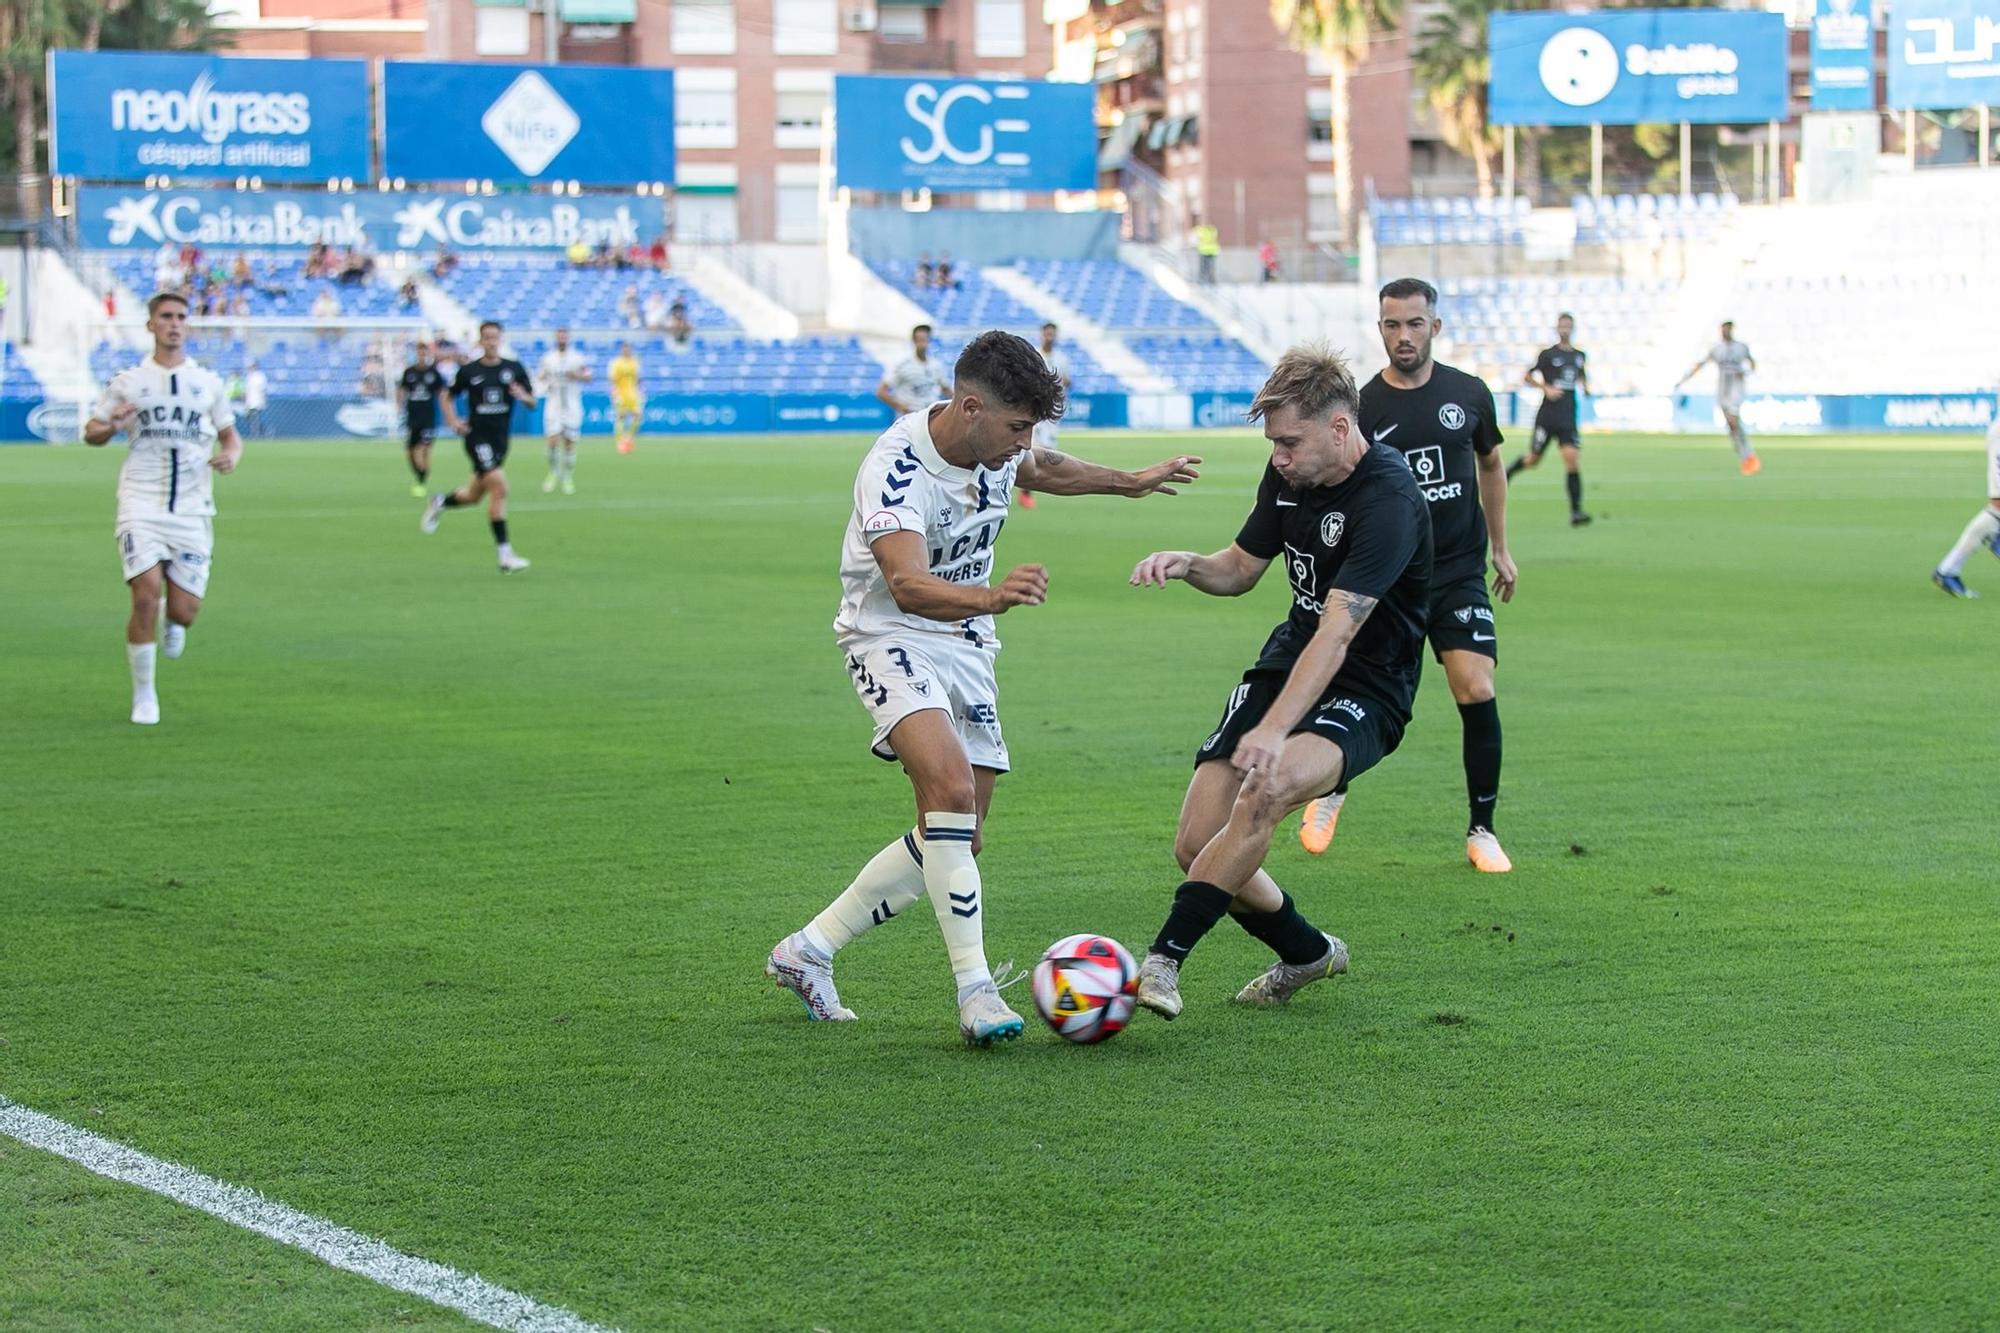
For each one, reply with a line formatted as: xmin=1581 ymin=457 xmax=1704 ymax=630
xmin=48 ymin=51 xmax=370 ymax=182
xmin=1489 ymin=10 xmax=1789 ymax=127
xmin=381 ymin=63 xmax=675 ymax=185
xmin=1888 ymin=0 xmax=2000 ymax=109
xmin=76 ymin=186 xmax=665 ymax=252
xmin=1811 ymin=0 xmax=1876 ymax=110
xmin=833 ymin=75 xmax=1096 ymax=193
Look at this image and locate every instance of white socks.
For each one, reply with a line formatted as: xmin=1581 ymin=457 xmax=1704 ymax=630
xmin=562 ymin=447 xmax=576 ymax=480
xmin=127 ymin=641 xmax=156 ymax=695
xmin=921 ymin=811 xmax=992 ymax=1001
xmin=1939 ymin=507 xmax=2000 ymax=577
xmin=802 ymin=829 xmax=927 ymax=958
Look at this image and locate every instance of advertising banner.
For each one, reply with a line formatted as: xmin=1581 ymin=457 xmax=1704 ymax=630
xmin=382 ymin=62 xmax=675 ymax=185
xmin=1810 ymin=0 xmax=1876 ymax=110
xmin=76 ymin=186 xmax=664 ymax=252
xmin=48 ymin=50 xmax=370 ymax=182
xmin=1888 ymin=0 xmax=2000 ymax=108
xmin=1489 ymin=10 xmax=1789 ymax=126
xmin=833 ymin=75 xmax=1097 ymax=193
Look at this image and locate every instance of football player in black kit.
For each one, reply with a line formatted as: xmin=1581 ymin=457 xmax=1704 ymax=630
xmin=422 ymin=319 xmax=534 ymax=573
xmin=1300 ymin=277 xmax=1517 ymax=874
xmin=396 ymin=340 xmax=447 ymax=498
xmin=1128 ymin=344 xmax=1433 ymax=1020
xmin=1508 ymin=313 xmax=1592 ymax=526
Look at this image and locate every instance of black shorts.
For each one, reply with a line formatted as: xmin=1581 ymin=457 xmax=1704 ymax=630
xmin=1531 ymin=414 xmax=1579 ymax=450
xmin=1195 ymin=670 xmax=1406 ymax=796
xmin=465 ymin=432 xmax=510 ymax=475
xmin=406 ymin=424 xmax=435 ymax=449
xmin=1428 ymin=573 xmax=1496 ymax=661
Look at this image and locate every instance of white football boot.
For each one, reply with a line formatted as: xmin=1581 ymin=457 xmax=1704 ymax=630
xmin=1234 ymin=933 xmax=1348 ymax=1006
xmin=957 ymin=981 xmax=1025 ymax=1047
xmin=130 ymin=690 xmax=161 ymax=726
xmin=765 ymin=933 xmax=856 ymax=1021
xmin=497 ymin=551 xmax=531 ymax=574
xmin=419 ymin=495 xmax=445 ymax=534
xmin=1135 ymin=952 xmax=1184 ymax=1021
xmin=161 ymin=623 xmax=187 ymax=660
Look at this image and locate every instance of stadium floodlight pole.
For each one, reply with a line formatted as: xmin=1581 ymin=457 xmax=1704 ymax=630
xmin=1590 ymin=123 xmax=1603 ymax=199
xmin=1679 ymin=122 xmax=1691 ymax=198
xmin=1502 ymin=124 xmax=1515 ymax=201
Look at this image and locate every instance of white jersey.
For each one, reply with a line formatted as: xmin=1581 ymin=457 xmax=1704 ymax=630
xmin=537 ymin=348 xmax=589 ymax=411
xmin=1039 ymin=345 xmax=1071 ymax=385
xmin=834 ymin=408 xmax=1021 ymax=651
xmin=886 ymin=355 xmax=950 ymax=411
xmin=93 ymin=355 xmax=235 ymax=522
xmin=1708 ymin=340 xmax=1752 ymax=390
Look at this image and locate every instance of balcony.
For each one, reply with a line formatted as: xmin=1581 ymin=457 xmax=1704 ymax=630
xmin=871 ymin=37 xmax=956 ymax=70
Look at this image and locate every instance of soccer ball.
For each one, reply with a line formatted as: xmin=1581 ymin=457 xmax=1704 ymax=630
xmin=1031 ymin=934 xmax=1139 ymax=1044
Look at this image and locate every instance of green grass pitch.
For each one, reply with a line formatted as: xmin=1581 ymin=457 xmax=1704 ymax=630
xmin=2 ymin=430 xmax=1996 ymax=1331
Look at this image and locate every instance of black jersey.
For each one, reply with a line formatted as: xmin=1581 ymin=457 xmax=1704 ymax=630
xmin=1357 ymin=364 xmax=1501 ymax=589
xmin=400 ymin=365 xmax=447 ymax=429
xmin=452 ymin=357 xmax=532 ymax=437
xmin=1234 ymin=443 xmax=1433 ymax=718
xmin=1532 ymin=345 xmax=1587 ymax=425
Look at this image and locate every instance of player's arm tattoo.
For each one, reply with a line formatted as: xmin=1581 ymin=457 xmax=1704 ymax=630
xmin=1036 ymin=447 xmax=1069 ymax=468
xmin=1336 ymin=591 xmax=1378 ymax=627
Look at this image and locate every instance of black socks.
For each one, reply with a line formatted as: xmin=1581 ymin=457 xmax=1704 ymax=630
xmin=1233 ymin=891 xmax=1328 ymax=965
xmin=1506 ymin=456 xmax=1525 ymax=480
xmin=1459 ymin=698 xmax=1502 ymax=833
xmin=1565 ymin=471 xmax=1585 ymax=515
xmin=441 ymin=493 xmax=465 ymax=509
xmin=1151 ymin=881 xmax=1233 ymax=963
xmin=490 ymin=518 xmax=509 ymax=546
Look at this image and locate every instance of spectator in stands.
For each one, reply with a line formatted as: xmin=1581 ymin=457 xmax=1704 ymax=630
xmin=312 ymin=287 xmax=342 ymax=342
xmin=153 ymin=244 xmax=182 ymax=296
xmin=242 ymin=361 xmax=268 ymax=438
xmin=916 ymin=253 xmax=936 ymax=288
xmin=399 ymin=277 xmax=421 ymax=310
xmin=432 ymin=248 xmax=458 ymax=281
xmin=103 ymin=290 xmax=117 ymax=319
xmin=624 ymin=242 xmax=646 ymax=270
xmin=648 ymin=235 xmax=669 ymax=270
xmin=305 ymin=242 xmax=331 ymax=279
xmin=667 ymin=300 xmax=693 ymax=346
xmin=1192 ymin=216 xmax=1220 ymax=284
xmin=358 ymin=345 xmax=387 ymax=398
xmin=1259 ymin=239 xmax=1280 ymax=283
xmin=338 ymin=248 xmax=374 ymax=285
xmin=566 ymin=238 xmax=592 ymax=267
xmin=228 ymin=290 xmax=250 ymax=319
xmin=936 ymin=253 xmax=962 ymax=291
xmin=642 ymin=289 xmax=670 ymax=331
xmin=619 ymin=284 xmax=642 ymax=328
xmin=230 ymin=254 xmax=253 ymax=287
xmin=593 ymin=240 xmax=616 ymax=268
xmin=178 ymin=242 xmax=201 ymax=273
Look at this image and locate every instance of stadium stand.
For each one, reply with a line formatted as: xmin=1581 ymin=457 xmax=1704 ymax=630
xmin=1572 ymin=191 xmax=1738 ymax=243
xmin=1437 ymin=276 xmax=1675 ymax=394
xmin=921 ymin=334 xmax=1127 ymax=396
xmin=1012 ymin=259 xmax=1213 ymax=330
xmin=91 ymin=335 xmax=381 ymax=399
xmin=432 ymin=257 xmax=733 ymax=331
xmin=1370 ymin=193 xmax=1737 ymax=247
xmin=2 ymin=342 xmax=41 ymax=397
xmin=103 ymin=254 xmax=404 ymax=318
xmin=871 ymin=260 xmax=1046 ymax=330
xmin=1370 ymin=196 xmax=1531 ymax=247
xmin=1123 ymin=334 xmax=1267 ymax=394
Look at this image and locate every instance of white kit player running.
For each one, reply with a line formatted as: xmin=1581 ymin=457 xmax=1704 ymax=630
xmin=538 ymin=327 xmax=591 ymax=495
xmin=875 ymin=322 xmax=952 ymax=418
xmin=1678 ymin=320 xmax=1760 ymax=475
xmin=1931 ymin=411 xmax=2000 ymax=598
xmin=83 ymin=291 xmax=244 ymax=726
xmin=766 ymin=330 xmax=1200 ymax=1046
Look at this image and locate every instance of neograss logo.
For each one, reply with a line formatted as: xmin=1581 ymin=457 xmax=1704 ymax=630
xmin=110 ymin=71 xmax=313 ymax=144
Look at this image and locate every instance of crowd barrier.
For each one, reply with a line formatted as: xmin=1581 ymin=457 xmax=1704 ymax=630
xmin=4 ymin=391 xmax=1994 ymax=443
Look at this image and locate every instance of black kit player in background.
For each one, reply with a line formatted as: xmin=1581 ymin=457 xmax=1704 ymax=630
xmin=1128 ymin=344 xmax=1433 ymax=1021
xmin=422 ymin=319 xmax=534 ymax=573
xmin=1299 ymin=277 xmax=1518 ymax=874
xmin=1509 ymin=314 xmax=1593 ymax=526
xmin=397 ymin=339 xmax=447 ymax=498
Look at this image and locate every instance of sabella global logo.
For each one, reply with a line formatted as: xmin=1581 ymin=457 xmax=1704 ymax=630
xmin=1540 ymin=27 xmax=1744 ymax=106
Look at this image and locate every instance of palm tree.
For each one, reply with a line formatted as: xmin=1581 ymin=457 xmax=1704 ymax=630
xmin=1270 ymin=0 xmax=1399 ymax=244
xmin=1412 ymin=0 xmax=1499 ymax=198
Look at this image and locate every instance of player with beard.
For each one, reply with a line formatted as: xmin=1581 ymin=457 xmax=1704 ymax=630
xmin=1300 ymin=278 xmax=1517 ymax=873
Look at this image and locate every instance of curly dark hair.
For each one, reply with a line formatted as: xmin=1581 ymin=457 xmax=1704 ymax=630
xmin=952 ymin=329 xmax=1065 ymax=424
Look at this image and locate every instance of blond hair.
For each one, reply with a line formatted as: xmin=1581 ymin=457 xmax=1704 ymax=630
xmin=1248 ymin=342 xmax=1358 ymax=424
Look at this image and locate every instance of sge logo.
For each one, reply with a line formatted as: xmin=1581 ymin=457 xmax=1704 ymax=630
xmin=899 ymin=82 xmax=996 ymax=166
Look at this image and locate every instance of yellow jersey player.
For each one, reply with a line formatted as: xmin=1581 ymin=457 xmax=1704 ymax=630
xmin=610 ymin=342 xmax=642 ymax=454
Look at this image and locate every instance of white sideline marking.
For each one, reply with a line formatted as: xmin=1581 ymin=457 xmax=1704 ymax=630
xmin=0 ymin=1094 xmax=616 ymax=1333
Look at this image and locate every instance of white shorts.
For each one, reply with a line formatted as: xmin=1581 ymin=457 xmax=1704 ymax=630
xmin=1032 ymin=420 xmax=1060 ymax=450
xmin=118 ymin=514 xmax=213 ymax=598
xmin=545 ymin=399 xmax=582 ymax=439
xmin=1986 ymin=421 xmax=2000 ymax=498
xmin=1718 ymin=380 xmax=1747 ymax=413
xmin=841 ymin=633 xmax=1009 ymax=773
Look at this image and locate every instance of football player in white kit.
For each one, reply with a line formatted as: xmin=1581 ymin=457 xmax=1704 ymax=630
xmin=538 ymin=327 xmax=591 ymax=495
xmin=767 ymin=330 xmax=1201 ymax=1046
xmin=1930 ymin=412 xmax=2000 ymax=597
xmin=82 ymin=291 xmax=243 ymax=726
xmin=874 ymin=323 xmax=952 ymax=417
xmin=1677 ymin=320 xmax=1760 ymax=475
xmin=1020 ymin=321 xmax=1073 ymax=511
